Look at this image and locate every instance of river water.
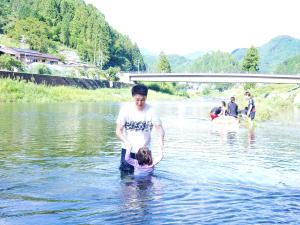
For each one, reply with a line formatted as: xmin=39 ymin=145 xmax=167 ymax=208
xmin=0 ymin=100 xmax=300 ymax=225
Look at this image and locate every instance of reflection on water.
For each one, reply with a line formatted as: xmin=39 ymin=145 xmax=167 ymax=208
xmin=0 ymin=100 xmax=300 ymax=225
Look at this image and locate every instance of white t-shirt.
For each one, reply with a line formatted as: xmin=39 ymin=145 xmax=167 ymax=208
xmin=116 ymin=103 xmax=161 ymax=153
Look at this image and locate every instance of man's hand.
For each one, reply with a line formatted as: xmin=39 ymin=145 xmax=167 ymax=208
xmin=124 ymin=141 xmax=131 ymax=151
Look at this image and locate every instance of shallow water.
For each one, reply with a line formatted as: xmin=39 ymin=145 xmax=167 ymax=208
xmin=0 ymin=100 xmax=300 ymax=225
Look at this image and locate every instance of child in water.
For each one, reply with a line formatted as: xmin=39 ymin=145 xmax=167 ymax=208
xmin=125 ymin=145 xmax=163 ymax=176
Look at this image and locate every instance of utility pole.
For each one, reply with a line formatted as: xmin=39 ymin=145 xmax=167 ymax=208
xmin=93 ymin=39 xmax=97 ymax=65
xmin=99 ymin=50 xmax=103 ymax=70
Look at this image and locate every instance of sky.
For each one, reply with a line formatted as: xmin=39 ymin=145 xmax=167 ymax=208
xmin=84 ymin=0 xmax=300 ymax=55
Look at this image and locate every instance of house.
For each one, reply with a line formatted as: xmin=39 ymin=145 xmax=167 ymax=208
xmin=0 ymin=45 xmax=59 ymax=64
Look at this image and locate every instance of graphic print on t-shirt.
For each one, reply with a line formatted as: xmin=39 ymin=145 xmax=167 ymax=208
xmin=125 ymin=121 xmax=153 ymax=132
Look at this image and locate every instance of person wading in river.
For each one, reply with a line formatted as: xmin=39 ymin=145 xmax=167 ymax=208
xmin=115 ymin=84 xmax=165 ymax=174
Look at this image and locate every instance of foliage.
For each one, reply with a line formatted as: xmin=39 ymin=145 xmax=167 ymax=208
xmin=7 ymin=17 xmax=53 ymax=52
xmin=243 ymin=82 xmax=256 ymax=90
xmin=36 ymin=64 xmax=52 ymax=75
xmin=157 ymin=52 xmax=171 ymax=72
xmin=214 ymin=83 xmax=235 ymax=92
xmin=0 ymin=0 xmax=12 ymax=34
xmin=0 ymin=54 xmax=24 ymax=71
xmin=259 ymin=35 xmax=300 ymax=73
xmin=241 ymin=46 xmax=260 ymax=90
xmin=275 ymin=55 xmax=300 ymax=74
xmin=231 ymin=36 xmax=300 ymax=73
xmin=241 ymin=46 xmax=260 ymax=72
xmin=1 ymin=0 xmax=146 ymax=71
xmin=186 ymin=51 xmax=240 ymax=72
xmin=0 ymin=78 xmax=183 ymax=103
xmin=143 ymin=81 xmax=188 ymax=97
xmin=103 ymin=67 xmax=120 ymax=81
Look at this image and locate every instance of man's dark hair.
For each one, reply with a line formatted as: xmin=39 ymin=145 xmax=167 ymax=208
xmin=132 ymin=84 xmax=148 ymax=97
xmin=244 ymin=91 xmax=251 ymax=97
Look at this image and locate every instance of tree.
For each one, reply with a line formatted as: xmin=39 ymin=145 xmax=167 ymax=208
xmin=241 ymin=46 xmax=260 ymax=90
xmin=8 ymin=18 xmax=52 ymax=52
xmin=157 ymin=52 xmax=171 ymax=72
xmin=188 ymin=51 xmax=240 ymax=72
xmin=0 ymin=54 xmax=23 ymax=71
xmin=0 ymin=0 xmax=12 ymax=34
xmin=241 ymin=46 xmax=260 ymax=72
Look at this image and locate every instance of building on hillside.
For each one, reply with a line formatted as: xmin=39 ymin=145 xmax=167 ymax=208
xmin=0 ymin=45 xmax=59 ymax=64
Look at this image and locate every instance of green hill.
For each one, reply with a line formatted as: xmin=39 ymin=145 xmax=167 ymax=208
xmin=231 ymin=35 xmax=300 ymax=73
xmin=259 ymin=35 xmax=300 ymax=72
xmin=143 ymin=54 xmax=191 ymax=72
xmin=0 ymin=0 xmax=145 ymax=72
xmin=275 ymin=55 xmax=300 ymax=74
xmin=185 ymin=51 xmax=240 ymax=73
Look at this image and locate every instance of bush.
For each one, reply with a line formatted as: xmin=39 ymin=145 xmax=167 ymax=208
xmin=0 ymin=54 xmax=24 ymax=71
xmin=104 ymin=67 xmax=120 ymax=81
xmin=244 ymin=82 xmax=256 ymax=90
xmin=36 ymin=64 xmax=52 ymax=75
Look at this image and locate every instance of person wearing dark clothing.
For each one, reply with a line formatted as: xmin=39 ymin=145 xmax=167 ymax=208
xmin=210 ymin=106 xmax=221 ymax=120
xmin=227 ymin=96 xmax=239 ymax=118
xmin=245 ymin=91 xmax=256 ymax=120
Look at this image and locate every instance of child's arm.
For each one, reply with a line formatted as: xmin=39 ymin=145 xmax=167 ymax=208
xmin=125 ymin=145 xmax=136 ymax=166
xmin=153 ymin=146 xmax=164 ymax=165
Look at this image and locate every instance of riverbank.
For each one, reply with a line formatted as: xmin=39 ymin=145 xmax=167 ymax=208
xmin=0 ymin=78 xmax=184 ymax=103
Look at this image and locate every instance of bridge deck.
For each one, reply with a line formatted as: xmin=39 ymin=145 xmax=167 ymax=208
xmin=125 ymin=73 xmax=300 ymax=84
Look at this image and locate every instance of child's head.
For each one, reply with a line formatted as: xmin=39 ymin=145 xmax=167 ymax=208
xmin=136 ymin=146 xmax=153 ymax=166
xmin=244 ymin=91 xmax=251 ymax=97
xmin=230 ymin=96 xmax=235 ymax=102
xmin=221 ymin=101 xmax=226 ymax=107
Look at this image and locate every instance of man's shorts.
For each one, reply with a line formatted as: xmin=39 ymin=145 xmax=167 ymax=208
xmin=249 ymin=111 xmax=256 ymax=120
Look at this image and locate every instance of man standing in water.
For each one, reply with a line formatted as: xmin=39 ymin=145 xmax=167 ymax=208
xmin=245 ymin=91 xmax=256 ymax=120
xmin=116 ymin=84 xmax=165 ymax=173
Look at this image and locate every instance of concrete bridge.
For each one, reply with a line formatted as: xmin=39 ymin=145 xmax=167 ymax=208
xmin=122 ymin=73 xmax=300 ymax=84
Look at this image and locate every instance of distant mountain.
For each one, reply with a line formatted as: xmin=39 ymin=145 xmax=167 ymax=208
xmin=275 ymin=55 xmax=300 ymax=74
xmin=185 ymin=51 xmax=205 ymax=60
xmin=143 ymin=35 xmax=300 ymax=73
xmin=259 ymin=35 xmax=300 ymax=72
xmin=143 ymin=54 xmax=158 ymax=72
xmin=231 ymin=35 xmax=300 ymax=73
xmin=185 ymin=51 xmax=240 ymax=73
xmin=140 ymin=48 xmax=156 ymax=56
xmin=231 ymin=48 xmax=247 ymax=61
xmin=143 ymin=54 xmax=191 ymax=72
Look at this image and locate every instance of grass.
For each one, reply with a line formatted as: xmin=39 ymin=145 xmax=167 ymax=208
xmin=2 ymin=77 xmax=300 ymax=122
xmin=0 ymin=78 xmax=184 ymax=103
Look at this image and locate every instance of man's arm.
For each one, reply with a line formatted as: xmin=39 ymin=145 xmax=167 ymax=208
xmin=155 ymin=124 xmax=165 ymax=148
xmin=116 ymin=124 xmax=131 ymax=149
xmin=153 ymin=146 xmax=163 ymax=165
xmin=247 ymin=102 xmax=253 ymax=116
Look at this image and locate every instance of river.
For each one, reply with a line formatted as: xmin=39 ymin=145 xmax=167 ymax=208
xmin=0 ymin=100 xmax=300 ymax=224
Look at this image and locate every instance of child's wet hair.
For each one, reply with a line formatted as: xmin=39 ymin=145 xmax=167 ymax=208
xmin=136 ymin=146 xmax=153 ymax=166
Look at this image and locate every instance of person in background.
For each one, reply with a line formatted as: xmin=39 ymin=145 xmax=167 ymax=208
xmin=227 ymin=96 xmax=239 ymax=118
xmin=245 ymin=91 xmax=256 ymax=120
xmin=116 ymin=84 xmax=165 ymax=174
xmin=125 ymin=146 xmax=163 ymax=177
xmin=210 ymin=106 xmax=221 ymax=120
xmin=220 ymin=101 xmax=228 ymax=116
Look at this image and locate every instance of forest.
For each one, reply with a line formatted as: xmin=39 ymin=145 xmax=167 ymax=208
xmin=0 ymin=0 xmax=146 ymax=72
